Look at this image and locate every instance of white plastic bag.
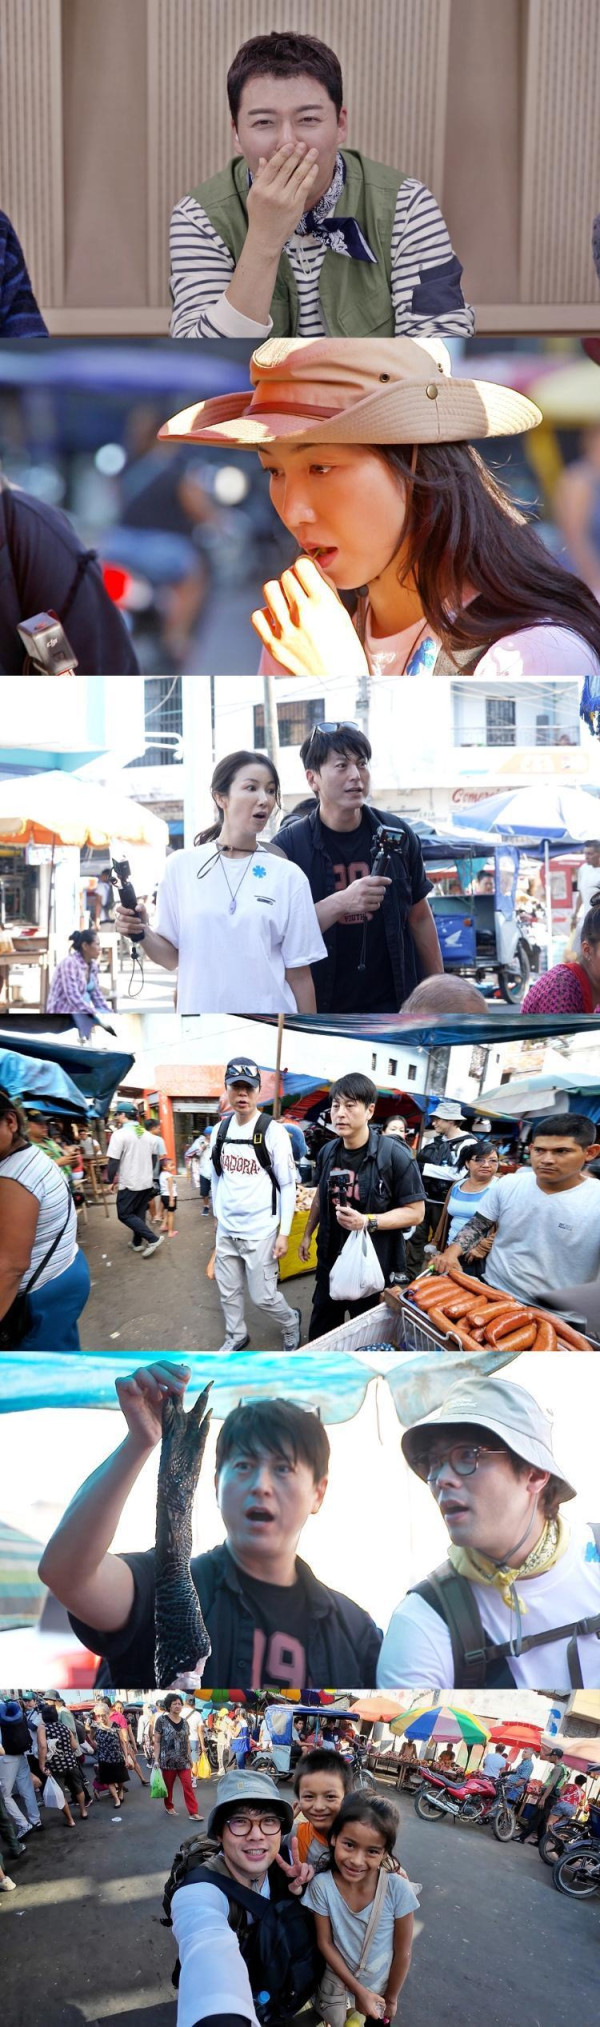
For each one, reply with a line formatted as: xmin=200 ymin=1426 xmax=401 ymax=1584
xmin=43 ymin=1772 xmax=65 ymax=1810
xmin=329 ymin=1226 xmax=385 ymax=1303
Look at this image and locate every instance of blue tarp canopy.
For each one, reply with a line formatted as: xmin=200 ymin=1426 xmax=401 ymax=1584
xmin=0 ymin=1048 xmax=90 ymax=1116
xmin=258 ymin=1014 xmax=598 ymax=1045
xmin=0 ymin=1030 xmax=133 ymax=1117
xmin=0 ymin=1345 xmax=520 ymax=1425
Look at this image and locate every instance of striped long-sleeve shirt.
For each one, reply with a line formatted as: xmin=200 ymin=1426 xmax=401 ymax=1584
xmin=169 ymin=172 xmax=475 ymax=340
xmin=47 ymin=952 xmax=111 ymax=1015
xmin=0 ymin=212 xmax=48 ymax=337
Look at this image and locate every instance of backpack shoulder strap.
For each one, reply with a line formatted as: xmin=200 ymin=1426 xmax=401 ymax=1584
xmin=211 ymin=1116 xmax=230 ymax=1175
xmin=410 ymin=1563 xmax=489 ymax=1688
xmin=253 ymin=1112 xmax=280 ymax=1216
xmin=179 ymin=1864 xmax=269 ymax=1921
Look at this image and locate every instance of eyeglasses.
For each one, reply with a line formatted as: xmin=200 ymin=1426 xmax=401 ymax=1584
xmin=225 ymin=1812 xmax=283 ymax=1836
xmin=422 ymin=1444 xmax=500 ymax=1484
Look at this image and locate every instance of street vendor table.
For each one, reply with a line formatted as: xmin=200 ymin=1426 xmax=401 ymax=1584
xmin=279 ymin=1194 xmax=318 ymax=1280
xmin=0 ymin=939 xmax=49 ymax=1010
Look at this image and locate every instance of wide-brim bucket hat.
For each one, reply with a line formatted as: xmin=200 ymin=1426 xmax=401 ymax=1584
xmin=401 ymin=1376 xmax=576 ymax=1503
xmin=207 ymin=1768 xmax=294 ymax=1839
xmin=158 ymin=337 xmax=542 ymax=450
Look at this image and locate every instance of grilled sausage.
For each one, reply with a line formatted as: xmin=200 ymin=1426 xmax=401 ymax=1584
xmin=493 ymin=1323 xmax=538 ymax=1352
xmin=532 ymin=1319 xmax=558 ymax=1352
xmin=484 ymin=1308 xmax=531 ymax=1344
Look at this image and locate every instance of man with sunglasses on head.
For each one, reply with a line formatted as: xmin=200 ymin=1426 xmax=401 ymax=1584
xmin=276 ymin=721 xmax=443 ymax=1012
xmin=210 ymin=1059 xmax=302 ymax=1353
xmin=377 ymin=1376 xmax=600 ymax=1691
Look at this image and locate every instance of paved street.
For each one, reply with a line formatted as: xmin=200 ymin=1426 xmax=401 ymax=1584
xmin=2 ymin=1769 xmax=598 ymax=2027
xmin=79 ymin=1179 xmax=315 ymax=1352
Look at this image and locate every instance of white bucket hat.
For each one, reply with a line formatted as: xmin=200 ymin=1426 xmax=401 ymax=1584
xmin=207 ymin=1768 xmax=293 ymax=1838
xmin=159 ymin=337 xmax=542 ymax=450
xmin=431 ymin=1099 xmax=467 ymax=1123
xmin=401 ymin=1376 xmax=576 ymax=1503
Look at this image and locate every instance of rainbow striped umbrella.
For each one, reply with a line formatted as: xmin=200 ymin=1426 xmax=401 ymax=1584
xmin=389 ymin=1704 xmax=490 ymax=1745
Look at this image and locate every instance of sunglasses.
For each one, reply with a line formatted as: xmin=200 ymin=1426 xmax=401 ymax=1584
xmin=304 ymin=720 xmax=368 ymax=759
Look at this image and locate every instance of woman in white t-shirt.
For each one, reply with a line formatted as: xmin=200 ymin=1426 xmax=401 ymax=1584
xmin=115 ymin=749 xmax=326 ymax=1014
xmin=159 ymin=338 xmax=600 ymax=686
xmin=0 ymin=1089 xmax=91 ymax=1350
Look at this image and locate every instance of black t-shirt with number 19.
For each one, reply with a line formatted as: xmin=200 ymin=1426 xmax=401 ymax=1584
xmin=319 ymin=814 xmax=396 ymax=1013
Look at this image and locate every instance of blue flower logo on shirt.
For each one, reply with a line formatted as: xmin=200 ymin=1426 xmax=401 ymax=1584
xmin=406 ymin=635 xmax=438 ymax=676
xmin=253 ymin=866 xmax=267 ymax=878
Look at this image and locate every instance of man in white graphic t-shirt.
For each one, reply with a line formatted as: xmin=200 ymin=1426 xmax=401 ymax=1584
xmin=210 ymin=1059 xmax=302 ymax=1352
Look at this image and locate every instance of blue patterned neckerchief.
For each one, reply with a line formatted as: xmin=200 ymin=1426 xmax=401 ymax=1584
xmin=248 ymin=152 xmax=378 ymax=265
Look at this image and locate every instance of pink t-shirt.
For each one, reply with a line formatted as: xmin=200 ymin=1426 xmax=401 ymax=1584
xmin=259 ymin=613 xmax=600 ymax=681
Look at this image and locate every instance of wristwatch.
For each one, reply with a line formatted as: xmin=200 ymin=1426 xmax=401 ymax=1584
xmin=365 ymin=1214 xmax=379 ymax=1232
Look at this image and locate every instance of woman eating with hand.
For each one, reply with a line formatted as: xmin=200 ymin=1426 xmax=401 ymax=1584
xmin=159 ymin=337 xmax=600 ymax=682
xmin=114 ymin=748 xmax=325 ymax=1014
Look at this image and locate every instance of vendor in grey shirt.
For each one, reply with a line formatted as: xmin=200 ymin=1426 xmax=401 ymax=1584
xmin=433 ymin=1113 xmax=600 ymax=1304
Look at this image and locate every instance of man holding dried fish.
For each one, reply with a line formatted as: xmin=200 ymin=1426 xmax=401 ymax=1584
xmin=38 ymin=1364 xmax=382 ymax=1691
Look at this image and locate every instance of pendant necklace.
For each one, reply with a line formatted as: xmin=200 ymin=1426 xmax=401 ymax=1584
xmin=217 ymin=846 xmax=257 ymax=915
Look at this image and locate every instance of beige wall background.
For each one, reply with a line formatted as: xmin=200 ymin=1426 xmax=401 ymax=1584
xmin=1 ymin=0 xmax=599 ymax=332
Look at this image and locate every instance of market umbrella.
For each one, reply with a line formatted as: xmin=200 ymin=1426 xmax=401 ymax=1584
xmin=489 ymin=1721 xmax=543 ymax=1749
xmin=453 ymin=784 xmax=600 ymax=966
xmin=0 ymin=770 xmax=168 ymax=850
xmin=553 ymin=1737 xmax=600 ymax=1773
xmin=474 ymin=1064 xmax=600 ymax=1118
xmin=389 ymin=1705 xmax=490 ymax=1745
xmin=0 ymin=769 xmax=168 ymax=953
xmin=349 ymin=1695 xmax=412 ymax=1723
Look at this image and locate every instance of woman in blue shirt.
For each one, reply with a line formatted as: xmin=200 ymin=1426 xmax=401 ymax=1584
xmin=432 ymin=1137 xmax=499 ymax=1256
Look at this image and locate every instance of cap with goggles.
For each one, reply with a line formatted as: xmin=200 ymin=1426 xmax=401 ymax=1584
xmin=224 ymin=1059 xmax=261 ymax=1090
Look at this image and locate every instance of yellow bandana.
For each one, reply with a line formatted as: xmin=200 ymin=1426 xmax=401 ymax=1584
xmin=448 ymin=1516 xmax=569 ymax=1612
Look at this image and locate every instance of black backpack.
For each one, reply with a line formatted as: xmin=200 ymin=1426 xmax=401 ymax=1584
xmin=162 ymin=1838 xmax=322 ymax=2025
xmin=411 ymin=1523 xmax=600 ymax=1688
xmin=212 ymin=1111 xmax=280 ymax=1216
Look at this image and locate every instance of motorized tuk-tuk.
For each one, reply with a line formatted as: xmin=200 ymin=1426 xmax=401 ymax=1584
xmin=418 ymin=832 xmax=532 ymax=1003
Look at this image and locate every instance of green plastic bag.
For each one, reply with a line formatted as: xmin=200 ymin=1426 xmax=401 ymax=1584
xmin=150 ymin=1765 xmax=168 ymax=1800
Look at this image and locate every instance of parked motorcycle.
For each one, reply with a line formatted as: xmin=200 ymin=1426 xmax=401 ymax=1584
xmin=552 ymin=1838 xmax=600 ymax=1898
xmin=539 ymin=1817 xmax=589 ymax=1866
xmin=414 ymin=1766 xmax=515 ymax=1840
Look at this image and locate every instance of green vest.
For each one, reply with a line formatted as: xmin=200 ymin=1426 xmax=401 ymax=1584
xmin=191 ymin=149 xmax=404 ymax=336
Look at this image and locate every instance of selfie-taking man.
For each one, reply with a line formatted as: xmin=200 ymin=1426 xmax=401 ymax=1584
xmin=277 ymin=722 xmax=442 ymax=1013
xmin=300 ymin=1073 xmax=425 ymax=1340
xmin=166 ymin=1769 xmax=312 ymax=2027
xmin=170 ymin=30 xmax=474 ymax=340
xmin=378 ymin=1376 xmax=600 ymax=1690
xmin=39 ymin=1371 xmax=382 ymax=1689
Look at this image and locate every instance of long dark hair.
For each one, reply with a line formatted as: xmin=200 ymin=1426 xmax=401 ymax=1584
xmin=376 ymin=443 xmax=600 ymax=663
xmin=194 ymin=750 xmax=282 ymax=847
